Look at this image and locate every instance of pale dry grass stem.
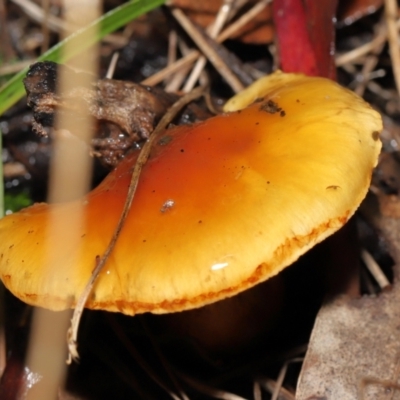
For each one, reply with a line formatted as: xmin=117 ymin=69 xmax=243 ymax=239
xmin=353 ymin=17 xmax=387 ymax=96
xmin=253 ymin=381 xmax=262 ymax=400
xmin=165 ymin=36 xmax=194 ymax=92
xmin=258 ymin=378 xmax=294 ymax=400
xmin=0 ymin=60 xmax=34 ymax=76
xmin=40 ymin=0 xmax=51 ymax=53
xmin=105 ymin=51 xmax=120 ymax=79
xmin=270 ymin=358 xmax=303 ymax=400
xmin=182 ymin=0 xmax=235 ymax=92
xmin=361 ymin=248 xmax=391 ymax=290
xmin=24 ymin=1 xmax=100 ymax=398
xmin=11 ymin=0 xmax=67 ymax=33
xmin=177 ymin=371 xmax=248 ymax=400
xmin=170 ymin=7 xmax=245 ymax=93
xmin=385 ymin=0 xmax=400 ymax=96
xmin=0 ymin=0 xmax=16 ymax=61
xmin=144 ymin=0 xmax=271 ymax=88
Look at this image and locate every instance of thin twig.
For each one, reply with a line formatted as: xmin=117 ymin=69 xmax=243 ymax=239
xmin=105 ymin=52 xmax=119 ymax=79
xmin=335 ymin=18 xmax=400 ymax=67
xmin=165 ymin=30 xmax=178 ymax=86
xmin=143 ymin=49 xmax=200 ymax=87
xmin=271 ymin=358 xmax=303 ymax=400
xmin=217 ymin=0 xmax=271 ymax=43
xmin=0 ymin=0 xmax=15 ymax=61
xmin=253 ymin=380 xmax=262 ymax=400
xmin=143 ymin=0 xmax=270 ymax=87
xmin=183 ymin=0 xmax=235 ymax=92
xmin=361 ymin=267 xmax=378 ymax=295
xmin=165 ymin=0 xmax=248 ymax=93
xmin=354 ymin=17 xmax=387 ymax=96
xmin=12 ymin=0 xmax=125 ymax=46
xmin=335 ymin=31 xmax=388 ymax=67
xmin=360 ymin=248 xmax=391 ymax=289
xmin=168 ymin=30 xmax=178 ymax=66
xmin=385 ymin=0 xmax=400 ymax=95
xmin=40 ymin=0 xmax=50 ymax=53
xmin=165 ymin=37 xmax=195 ymax=92
xmin=258 ymin=379 xmax=294 ymax=400
xmin=67 ymin=85 xmax=208 ymax=363
xmin=169 ymin=7 xmax=245 ymax=93
xmin=3 ymin=162 xmax=27 ymax=178
xmin=367 ymin=80 xmax=397 ymax=101
xmin=177 ymin=372 xmax=248 ymax=400
xmin=0 ymin=60 xmax=33 ymax=76
xmin=11 ymin=0 xmax=67 ymax=32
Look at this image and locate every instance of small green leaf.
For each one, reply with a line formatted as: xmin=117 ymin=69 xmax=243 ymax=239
xmin=4 ymin=191 xmax=32 ymax=214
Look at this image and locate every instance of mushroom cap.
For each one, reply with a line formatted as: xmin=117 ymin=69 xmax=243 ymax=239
xmin=0 ymin=73 xmax=382 ymax=315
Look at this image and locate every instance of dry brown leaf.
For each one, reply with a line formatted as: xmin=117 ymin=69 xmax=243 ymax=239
xmin=297 ymin=193 xmax=400 ymax=399
xmin=337 ymin=0 xmax=384 ymax=25
xmin=377 ymin=194 xmax=400 ymax=218
xmin=296 ymin=285 xmax=400 ymax=400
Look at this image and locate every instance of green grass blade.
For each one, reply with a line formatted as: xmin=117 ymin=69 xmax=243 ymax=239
xmin=0 ymin=0 xmax=165 ymax=116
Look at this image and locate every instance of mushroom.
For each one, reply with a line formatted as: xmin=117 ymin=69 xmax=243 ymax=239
xmin=0 ymin=72 xmax=382 ymax=315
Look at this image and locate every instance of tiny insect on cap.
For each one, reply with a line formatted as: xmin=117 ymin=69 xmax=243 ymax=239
xmin=0 ymin=72 xmax=382 ymax=315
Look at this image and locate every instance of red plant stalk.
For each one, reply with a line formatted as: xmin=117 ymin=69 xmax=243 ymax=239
xmin=272 ymin=0 xmax=338 ymax=80
xmin=273 ymin=0 xmax=362 ymax=296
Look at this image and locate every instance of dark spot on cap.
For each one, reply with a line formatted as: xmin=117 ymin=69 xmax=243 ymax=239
xmin=260 ymin=100 xmax=282 ymax=114
xmin=372 ymin=131 xmax=380 ymax=141
xmin=326 ymin=185 xmax=340 ymax=190
xmin=280 ymin=110 xmax=286 ymax=117
xmin=254 ymin=97 xmax=264 ymax=103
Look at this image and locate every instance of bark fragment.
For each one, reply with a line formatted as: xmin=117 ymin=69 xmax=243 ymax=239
xmin=23 ymin=61 xmax=212 ymax=167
